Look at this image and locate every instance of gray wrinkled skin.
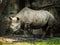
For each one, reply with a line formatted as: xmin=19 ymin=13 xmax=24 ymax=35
xmin=9 ymin=7 xmax=56 ymax=33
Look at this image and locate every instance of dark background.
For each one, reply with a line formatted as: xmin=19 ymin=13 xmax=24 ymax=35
xmin=0 ymin=0 xmax=60 ymax=36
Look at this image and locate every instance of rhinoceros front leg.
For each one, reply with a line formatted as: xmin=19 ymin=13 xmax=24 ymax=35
xmin=23 ymin=23 xmax=29 ymax=37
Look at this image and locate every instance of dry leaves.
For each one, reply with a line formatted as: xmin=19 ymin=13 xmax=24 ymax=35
xmin=0 ymin=37 xmax=17 ymax=43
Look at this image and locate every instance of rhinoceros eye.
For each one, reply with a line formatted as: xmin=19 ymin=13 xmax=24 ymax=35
xmin=17 ymin=17 xmax=19 ymax=21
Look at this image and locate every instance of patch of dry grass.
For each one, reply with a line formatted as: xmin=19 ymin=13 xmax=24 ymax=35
xmin=0 ymin=37 xmax=60 ymax=45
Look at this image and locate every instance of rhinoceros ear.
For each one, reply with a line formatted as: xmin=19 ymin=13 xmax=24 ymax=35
xmin=17 ymin=17 xmax=19 ymax=21
xmin=9 ymin=17 xmax=12 ymax=20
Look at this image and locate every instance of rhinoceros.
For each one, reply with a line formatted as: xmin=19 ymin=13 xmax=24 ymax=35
xmin=9 ymin=7 xmax=56 ymax=38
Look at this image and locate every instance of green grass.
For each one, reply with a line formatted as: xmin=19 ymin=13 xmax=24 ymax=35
xmin=0 ymin=37 xmax=60 ymax=45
